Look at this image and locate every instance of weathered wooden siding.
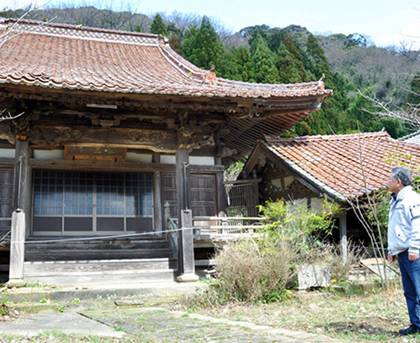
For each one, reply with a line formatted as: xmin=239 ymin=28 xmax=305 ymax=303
xmin=260 ymin=161 xmax=318 ymax=202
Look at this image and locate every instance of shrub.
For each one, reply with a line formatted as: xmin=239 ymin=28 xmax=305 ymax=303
xmin=191 ymin=199 xmax=338 ymax=306
xmin=258 ymin=198 xmax=340 ymax=258
xmin=191 ymin=238 xmax=294 ymax=306
xmin=214 ymin=238 xmax=295 ymax=303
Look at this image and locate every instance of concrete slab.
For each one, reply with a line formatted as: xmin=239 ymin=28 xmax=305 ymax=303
xmin=0 ymin=312 xmax=124 ymax=338
xmin=5 ymin=281 xmax=205 ymax=303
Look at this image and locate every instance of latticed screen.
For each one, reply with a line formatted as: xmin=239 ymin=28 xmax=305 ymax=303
xmin=0 ymin=167 xmax=14 ymax=232
xmin=33 ymin=170 xmax=153 ymax=233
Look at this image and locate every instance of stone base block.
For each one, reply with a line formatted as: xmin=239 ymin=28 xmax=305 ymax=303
xmin=176 ymin=273 xmax=199 ymax=282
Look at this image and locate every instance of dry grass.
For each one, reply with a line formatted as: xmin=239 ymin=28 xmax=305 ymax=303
xmin=189 ymin=238 xmax=295 ymax=306
xmin=310 ymin=241 xmax=367 ymax=282
xmin=186 ymin=283 xmax=416 ymax=342
xmin=214 ymin=238 xmax=295 ymax=302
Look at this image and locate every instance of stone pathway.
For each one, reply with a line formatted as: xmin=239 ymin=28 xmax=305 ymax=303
xmin=82 ymin=306 xmax=339 ymax=342
xmin=0 ymin=312 xmax=124 ymax=338
xmin=0 ymin=305 xmax=343 ymax=342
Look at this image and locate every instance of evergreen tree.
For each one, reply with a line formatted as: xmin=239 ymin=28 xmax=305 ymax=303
xmin=182 ymin=16 xmax=224 ymax=72
xmin=282 ymin=34 xmax=312 ymax=79
xmin=250 ymin=33 xmax=279 ymax=83
xmin=150 ymin=14 xmax=168 ymax=36
xmin=305 ymin=34 xmax=332 ymax=80
xmin=219 ymin=46 xmax=254 ymax=81
xmin=276 ymin=42 xmax=305 ymax=83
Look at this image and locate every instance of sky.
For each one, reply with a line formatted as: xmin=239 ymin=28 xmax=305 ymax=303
xmin=1 ymin=0 xmax=419 ymax=49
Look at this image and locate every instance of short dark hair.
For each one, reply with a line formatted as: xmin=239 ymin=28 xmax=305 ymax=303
xmin=391 ymin=167 xmax=412 ymax=186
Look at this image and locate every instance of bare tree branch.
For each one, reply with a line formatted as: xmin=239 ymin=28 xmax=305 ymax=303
xmin=0 ymin=109 xmax=25 ymax=122
xmin=358 ymin=90 xmax=420 ymax=129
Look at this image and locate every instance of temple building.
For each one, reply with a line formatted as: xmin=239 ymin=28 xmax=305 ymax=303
xmin=0 ymin=18 xmax=330 ymax=285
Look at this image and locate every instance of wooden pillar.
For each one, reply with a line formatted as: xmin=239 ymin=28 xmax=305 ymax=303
xmin=175 ymin=148 xmax=197 ymax=281
xmin=15 ymin=139 xmax=31 ymax=232
xmin=216 ymin=170 xmax=227 ymax=212
xmin=8 ymin=209 xmax=25 ymax=283
xmin=152 ymin=153 xmax=163 ymax=234
xmin=176 ymin=148 xmax=189 ymax=213
xmin=339 ymin=213 xmax=348 ymax=263
xmin=153 ymin=171 xmax=163 ymax=234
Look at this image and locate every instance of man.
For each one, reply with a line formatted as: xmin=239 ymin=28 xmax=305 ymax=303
xmin=387 ymin=167 xmax=420 ymax=336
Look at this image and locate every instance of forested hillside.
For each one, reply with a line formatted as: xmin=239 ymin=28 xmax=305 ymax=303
xmin=1 ymin=6 xmax=418 ymax=137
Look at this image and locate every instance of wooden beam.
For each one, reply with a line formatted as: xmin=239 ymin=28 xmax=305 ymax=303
xmin=0 ymin=158 xmax=15 ymax=166
xmin=28 ymin=125 xmax=178 ymax=152
xmin=30 ymin=159 xmax=177 ymax=173
xmin=30 ymin=159 xmax=225 ymax=174
xmin=189 ymin=165 xmax=224 ymax=173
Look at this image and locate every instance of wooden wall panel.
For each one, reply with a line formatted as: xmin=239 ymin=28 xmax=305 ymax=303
xmin=161 ymin=172 xmax=219 ymax=218
xmin=190 ymin=174 xmax=217 ymax=217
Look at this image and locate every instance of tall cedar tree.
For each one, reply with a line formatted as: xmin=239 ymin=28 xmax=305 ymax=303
xmin=182 ymin=16 xmax=224 ymax=72
xmin=250 ymin=33 xmax=279 ymax=83
xmin=305 ymin=34 xmax=332 ymax=79
xmin=279 ymin=33 xmax=312 ymax=81
xmin=150 ymin=14 xmax=168 ymax=36
xmin=220 ymin=47 xmax=254 ymax=81
xmin=276 ymin=42 xmax=305 ymax=83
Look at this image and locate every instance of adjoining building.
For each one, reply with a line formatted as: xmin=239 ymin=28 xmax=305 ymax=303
xmin=241 ymin=131 xmax=420 ymax=254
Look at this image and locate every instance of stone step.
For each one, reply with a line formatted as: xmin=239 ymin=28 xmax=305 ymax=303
xmin=26 ymin=248 xmax=172 ymax=261
xmin=24 ymin=258 xmax=176 ymax=274
xmin=23 ymin=269 xmax=177 ymax=286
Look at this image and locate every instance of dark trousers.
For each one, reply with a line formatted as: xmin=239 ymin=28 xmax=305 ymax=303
xmin=398 ymin=250 xmax=420 ymax=327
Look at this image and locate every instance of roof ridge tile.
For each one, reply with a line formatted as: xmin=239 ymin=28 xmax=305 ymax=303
xmin=3 ymin=18 xmax=163 ymax=46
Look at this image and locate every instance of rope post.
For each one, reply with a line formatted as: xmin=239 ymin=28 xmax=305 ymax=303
xmin=339 ymin=213 xmax=348 ymax=264
xmin=163 ymin=201 xmax=171 ymax=231
xmin=176 ymin=209 xmax=198 ymax=282
xmin=8 ymin=209 xmax=26 ymax=284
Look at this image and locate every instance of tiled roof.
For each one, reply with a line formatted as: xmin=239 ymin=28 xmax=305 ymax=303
xmin=261 ymin=132 xmax=420 ymax=200
xmin=0 ymin=19 xmax=331 ymax=99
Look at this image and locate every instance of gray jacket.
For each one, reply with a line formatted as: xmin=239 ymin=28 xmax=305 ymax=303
xmin=388 ymin=186 xmax=420 ymax=256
